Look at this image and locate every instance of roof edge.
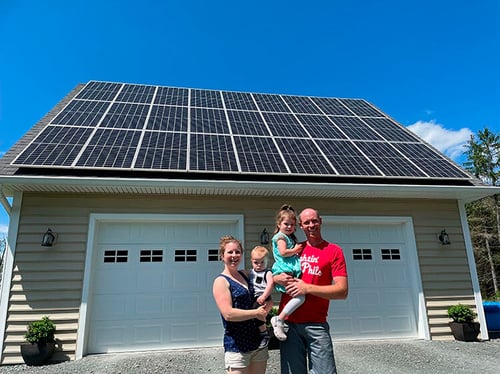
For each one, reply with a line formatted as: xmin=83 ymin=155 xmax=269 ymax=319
xmin=1 ymin=175 xmax=498 ymax=203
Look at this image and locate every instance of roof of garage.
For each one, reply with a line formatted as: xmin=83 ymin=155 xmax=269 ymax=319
xmin=0 ymin=81 xmax=499 ymax=202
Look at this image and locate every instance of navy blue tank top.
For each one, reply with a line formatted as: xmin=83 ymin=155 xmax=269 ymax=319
xmin=218 ymin=272 xmax=261 ymax=352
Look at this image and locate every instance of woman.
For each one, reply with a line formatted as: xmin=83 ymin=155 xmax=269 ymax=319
xmin=213 ymin=235 xmax=271 ymax=374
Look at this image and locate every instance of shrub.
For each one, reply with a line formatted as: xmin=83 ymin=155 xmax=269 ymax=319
xmin=266 ymin=306 xmax=279 ymax=328
xmin=24 ymin=316 xmax=56 ymax=344
xmin=447 ymin=304 xmax=476 ymax=323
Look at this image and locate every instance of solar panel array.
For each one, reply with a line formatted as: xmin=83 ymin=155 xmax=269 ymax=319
xmin=12 ymin=81 xmax=470 ymax=180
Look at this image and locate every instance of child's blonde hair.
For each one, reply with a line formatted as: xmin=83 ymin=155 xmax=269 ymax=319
xmin=251 ymin=246 xmax=269 ymax=267
xmin=251 ymin=245 xmax=269 ymax=259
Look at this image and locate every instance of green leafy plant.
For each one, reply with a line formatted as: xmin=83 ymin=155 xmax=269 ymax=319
xmin=447 ymin=304 xmax=477 ymax=323
xmin=266 ymin=306 xmax=279 ymax=328
xmin=24 ymin=316 xmax=56 ymax=344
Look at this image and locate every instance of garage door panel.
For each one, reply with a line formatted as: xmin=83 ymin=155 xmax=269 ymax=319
xmin=359 ymin=317 xmax=383 ymax=333
xmin=88 ymin=219 xmax=237 ymax=353
xmin=330 ymin=317 xmax=353 ymax=335
xmin=350 ymin=267 xmax=377 ymax=286
xmin=324 ymin=220 xmax=419 ymax=340
xmin=381 ymin=289 xmax=414 ymax=307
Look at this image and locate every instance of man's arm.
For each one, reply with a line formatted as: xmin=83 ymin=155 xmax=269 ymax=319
xmin=285 ymin=276 xmax=348 ymax=300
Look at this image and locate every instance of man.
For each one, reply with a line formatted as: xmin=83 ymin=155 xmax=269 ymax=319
xmin=274 ymin=208 xmax=348 ymax=374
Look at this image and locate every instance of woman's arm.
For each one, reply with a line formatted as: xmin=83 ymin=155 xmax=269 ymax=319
xmin=213 ymin=277 xmax=268 ymax=322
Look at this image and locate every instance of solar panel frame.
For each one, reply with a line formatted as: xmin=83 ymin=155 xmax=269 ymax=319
xmin=330 ymin=116 xmax=384 ymax=141
xmin=189 ymin=133 xmax=239 ymax=172
xmin=222 ymin=91 xmax=258 ymax=111
xmin=51 ymin=100 xmax=111 ymax=127
xmin=154 ymin=86 xmax=189 ymax=106
xmin=227 ymin=110 xmax=269 ymax=136
xmin=234 ymin=136 xmax=289 ymax=174
xmin=191 ymin=89 xmax=224 ymax=108
xmin=74 ymin=81 xmax=121 ymax=101
xmin=75 ymin=129 xmax=141 ymax=168
xmin=262 ymin=112 xmax=309 ymax=138
xmin=147 ymin=105 xmax=188 ymax=132
xmin=190 ymin=108 xmax=230 ymax=134
xmin=134 ymin=131 xmax=188 ymax=170
xmin=116 ymin=84 xmax=156 ymax=104
xmin=100 ymin=103 xmax=150 ymax=130
xmin=252 ymin=93 xmax=291 ymax=113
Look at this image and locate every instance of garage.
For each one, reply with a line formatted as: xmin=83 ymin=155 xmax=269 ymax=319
xmin=84 ymin=214 xmax=243 ymax=354
xmin=83 ymin=215 xmax=422 ymax=354
xmin=322 ymin=217 xmax=423 ymax=340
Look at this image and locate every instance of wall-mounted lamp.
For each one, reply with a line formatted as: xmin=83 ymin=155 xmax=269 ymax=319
xmin=41 ymin=228 xmax=56 ymax=247
xmin=260 ymin=229 xmax=269 ymax=245
xmin=438 ymin=229 xmax=450 ymax=245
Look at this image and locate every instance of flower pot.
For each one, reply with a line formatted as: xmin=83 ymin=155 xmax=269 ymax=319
xmin=20 ymin=341 xmax=55 ymax=366
xmin=449 ymin=321 xmax=480 ymax=342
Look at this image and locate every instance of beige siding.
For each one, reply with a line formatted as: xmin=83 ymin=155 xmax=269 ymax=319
xmin=1 ymin=193 xmax=474 ymax=363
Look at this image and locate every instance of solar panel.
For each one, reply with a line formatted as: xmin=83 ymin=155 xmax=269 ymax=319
xmin=135 ymin=131 xmax=187 ymax=170
xmin=11 ymin=80 xmax=472 ymax=181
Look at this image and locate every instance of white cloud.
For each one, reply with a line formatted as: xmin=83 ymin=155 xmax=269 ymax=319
xmin=407 ymin=120 xmax=473 ymax=161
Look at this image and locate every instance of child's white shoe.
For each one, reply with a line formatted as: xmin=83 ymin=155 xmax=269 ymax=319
xmin=271 ymin=316 xmax=287 ymax=341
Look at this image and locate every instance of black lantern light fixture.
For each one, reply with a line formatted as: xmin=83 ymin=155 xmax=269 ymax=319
xmin=41 ymin=228 xmax=56 ymax=247
xmin=438 ymin=229 xmax=450 ymax=245
xmin=260 ymin=229 xmax=269 ymax=245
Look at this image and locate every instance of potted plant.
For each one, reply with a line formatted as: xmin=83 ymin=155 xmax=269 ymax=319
xmin=20 ymin=316 xmax=56 ymax=366
xmin=447 ymin=304 xmax=480 ymax=341
xmin=266 ymin=307 xmax=280 ymax=350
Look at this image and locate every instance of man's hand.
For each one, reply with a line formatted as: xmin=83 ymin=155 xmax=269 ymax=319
xmin=273 ymin=272 xmax=295 ymax=287
xmin=285 ymin=278 xmax=308 ymax=297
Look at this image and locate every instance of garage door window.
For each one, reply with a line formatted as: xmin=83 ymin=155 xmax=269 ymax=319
xmin=381 ymin=248 xmax=400 ymax=260
xmin=175 ymin=249 xmax=197 ymax=262
xmin=208 ymin=249 xmax=219 ymax=262
xmin=140 ymin=249 xmax=163 ymax=262
xmin=103 ymin=250 xmax=128 ymax=263
xmin=352 ymin=248 xmax=372 ymax=260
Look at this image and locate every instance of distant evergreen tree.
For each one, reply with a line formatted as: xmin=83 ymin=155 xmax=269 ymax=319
xmin=464 ymin=128 xmax=500 ymax=298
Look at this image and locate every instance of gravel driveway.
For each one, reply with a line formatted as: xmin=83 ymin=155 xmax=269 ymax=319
xmin=2 ymin=339 xmax=500 ymax=373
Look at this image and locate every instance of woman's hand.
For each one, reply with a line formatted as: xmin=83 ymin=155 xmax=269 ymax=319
xmin=255 ymin=305 xmax=268 ymax=322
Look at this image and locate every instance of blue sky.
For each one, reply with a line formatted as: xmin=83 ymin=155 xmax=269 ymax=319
xmin=0 ymin=0 xmax=499 ymax=238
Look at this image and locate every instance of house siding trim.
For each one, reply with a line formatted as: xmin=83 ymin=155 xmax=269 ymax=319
xmin=458 ymin=200 xmax=488 ymax=340
xmin=0 ymin=191 xmax=23 ymax=364
xmin=75 ymin=213 xmax=245 ymax=359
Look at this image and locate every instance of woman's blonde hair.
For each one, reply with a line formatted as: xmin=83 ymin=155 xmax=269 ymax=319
xmin=219 ymin=235 xmax=243 ymax=259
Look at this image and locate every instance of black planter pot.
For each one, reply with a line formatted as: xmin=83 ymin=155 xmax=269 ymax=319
xmin=449 ymin=321 xmax=480 ymax=342
xmin=20 ymin=341 xmax=55 ymax=366
xmin=267 ymin=328 xmax=280 ymax=350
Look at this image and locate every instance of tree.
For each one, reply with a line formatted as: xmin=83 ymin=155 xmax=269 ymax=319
xmin=464 ymin=128 xmax=500 ymax=298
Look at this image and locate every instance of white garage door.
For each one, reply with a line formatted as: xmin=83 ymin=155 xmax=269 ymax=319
xmin=322 ymin=218 xmax=421 ymax=340
xmin=87 ymin=216 xmax=240 ymax=354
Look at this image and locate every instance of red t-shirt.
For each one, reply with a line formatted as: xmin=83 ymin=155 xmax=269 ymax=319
xmin=278 ymin=240 xmax=348 ymax=323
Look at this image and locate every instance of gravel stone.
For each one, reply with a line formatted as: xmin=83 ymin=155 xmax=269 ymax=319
xmin=2 ymin=339 xmax=500 ymax=373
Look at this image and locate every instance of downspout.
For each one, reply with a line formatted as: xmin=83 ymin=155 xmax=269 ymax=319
xmin=458 ymin=200 xmax=489 ymax=340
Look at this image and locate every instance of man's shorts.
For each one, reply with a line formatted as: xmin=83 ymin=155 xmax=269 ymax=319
xmin=225 ymin=347 xmax=269 ymax=370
